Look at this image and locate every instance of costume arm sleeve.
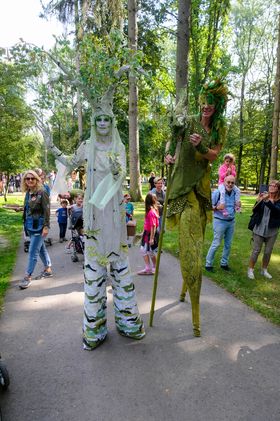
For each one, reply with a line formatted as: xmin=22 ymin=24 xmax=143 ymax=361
xmin=109 ymin=144 xmax=126 ymax=181
xmin=42 ymin=191 xmax=51 ymax=228
xmin=49 ymin=140 xmax=86 ymax=170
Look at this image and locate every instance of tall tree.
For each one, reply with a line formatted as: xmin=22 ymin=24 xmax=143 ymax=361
xmin=231 ymin=0 xmax=265 ymax=183
xmin=128 ymin=0 xmax=141 ymax=201
xmin=190 ymin=0 xmax=230 ymax=107
xmin=176 ymin=0 xmax=191 ymax=101
xmin=270 ymin=13 xmax=280 ymax=179
xmin=0 ymin=61 xmax=38 ymax=200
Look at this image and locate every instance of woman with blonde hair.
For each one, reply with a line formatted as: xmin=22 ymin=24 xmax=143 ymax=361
xmin=19 ymin=170 xmax=52 ymax=289
xmin=247 ymin=180 xmax=280 ymax=280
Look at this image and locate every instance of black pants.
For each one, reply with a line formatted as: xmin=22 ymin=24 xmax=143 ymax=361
xmin=59 ymin=223 xmax=67 ymax=239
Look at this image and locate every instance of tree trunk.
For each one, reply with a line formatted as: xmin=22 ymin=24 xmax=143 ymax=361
xmin=128 ymin=0 xmax=142 ymax=201
xmin=259 ymin=132 xmax=270 ymax=191
xmin=176 ymin=0 xmax=191 ymax=102
xmin=270 ymin=13 xmax=280 ymax=180
xmin=75 ymin=0 xmax=85 ymax=146
xmin=237 ymin=75 xmax=245 ymax=184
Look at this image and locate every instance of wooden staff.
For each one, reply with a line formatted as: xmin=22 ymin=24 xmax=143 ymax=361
xmin=149 ymin=165 xmax=173 ymax=327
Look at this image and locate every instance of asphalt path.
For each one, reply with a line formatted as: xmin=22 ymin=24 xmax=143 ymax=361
xmin=0 ymin=204 xmax=280 ymax=420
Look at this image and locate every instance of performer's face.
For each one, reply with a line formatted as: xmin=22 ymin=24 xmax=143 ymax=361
xmin=201 ymin=103 xmax=215 ymax=119
xmin=95 ymin=115 xmax=112 ymax=136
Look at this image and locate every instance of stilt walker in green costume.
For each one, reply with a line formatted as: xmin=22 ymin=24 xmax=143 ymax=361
xmin=165 ymin=79 xmax=229 ymax=337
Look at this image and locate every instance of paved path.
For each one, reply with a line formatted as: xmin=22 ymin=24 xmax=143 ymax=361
xmin=1 ymin=204 xmax=280 ymax=421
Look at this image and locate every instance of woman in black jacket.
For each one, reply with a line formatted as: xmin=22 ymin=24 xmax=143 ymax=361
xmin=19 ymin=170 xmax=52 ymax=289
xmin=247 ymin=180 xmax=280 ymax=280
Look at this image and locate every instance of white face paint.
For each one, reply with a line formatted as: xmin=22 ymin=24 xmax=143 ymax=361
xmin=95 ymin=115 xmax=112 ymax=136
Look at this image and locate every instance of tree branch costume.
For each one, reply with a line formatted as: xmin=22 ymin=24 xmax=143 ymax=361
xmin=166 ymin=80 xmax=228 ymax=337
xmin=41 ymin=86 xmax=145 ymax=350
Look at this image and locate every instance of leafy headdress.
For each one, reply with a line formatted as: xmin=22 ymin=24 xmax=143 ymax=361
xmin=84 ymin=84 xmax=126 ymax=231
xmin=199 ymin=79 xmax=229 ymax=145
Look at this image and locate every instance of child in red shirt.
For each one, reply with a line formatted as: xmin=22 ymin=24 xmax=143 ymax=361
xmin=138 ymin=193 xmax=159 ymax=275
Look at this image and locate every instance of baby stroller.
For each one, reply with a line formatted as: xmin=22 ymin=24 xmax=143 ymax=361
xmin=0 ymin=355 xmax=10 ymax=421
xmin=69 ymin=209 xmax=84 ymax=262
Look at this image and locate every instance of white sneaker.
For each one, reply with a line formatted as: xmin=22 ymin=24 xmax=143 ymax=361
xmin=247 ymin=268 xmax=255 ymax=280
xmin=19 ymin=277 xmax=31 ymax=289
xmin=261 ymin=269 xmax=272 ymax=279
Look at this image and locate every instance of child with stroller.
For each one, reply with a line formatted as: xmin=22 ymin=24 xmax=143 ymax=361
xmin=66 ymin=194 xmax=84 ymax=257
xmin=56 ymin=199 xmax=68 ymax=243
xmin=69 ymin=194 xmax=83 ymax=229
xmin=138 ymin=193 xmax=159 ymax=275
xmin=217 ymin=153 xmax=241 ymax=216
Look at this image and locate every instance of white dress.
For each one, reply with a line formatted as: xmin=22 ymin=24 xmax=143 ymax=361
xmin=85 ymin=139 xmax=128 ymax=265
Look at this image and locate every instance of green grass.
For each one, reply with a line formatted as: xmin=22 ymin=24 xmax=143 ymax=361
xmin=1 ymin=191 xmax=279 ymax=325
xmin=133 ymin=193 xmax=280 ymax=325
xmin=0 ymin=194 xmax=24 ymax=309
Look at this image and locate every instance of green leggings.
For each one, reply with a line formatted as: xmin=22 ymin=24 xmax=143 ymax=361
xmin=177 ymin=191 xmax=207 ymax=337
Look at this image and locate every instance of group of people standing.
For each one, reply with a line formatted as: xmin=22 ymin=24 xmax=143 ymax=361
xmin=0 ymin=173 xmax=22 ymax=194
xmin=15 ymin=77 xmax=279 ymax=349
xmin=204 ymin=153 xmax=280 ymax=282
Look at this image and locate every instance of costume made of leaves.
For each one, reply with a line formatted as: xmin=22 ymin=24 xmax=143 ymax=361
xmin=166 ymin=79 xmax=229 ymax=337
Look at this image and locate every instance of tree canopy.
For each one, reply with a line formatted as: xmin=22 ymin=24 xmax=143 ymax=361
xmin=0 ymin=0 xmax=279 ymax=189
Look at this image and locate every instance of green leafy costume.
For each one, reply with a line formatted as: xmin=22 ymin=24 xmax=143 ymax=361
xmin=167 ymin=79 xmax=228 ymax=337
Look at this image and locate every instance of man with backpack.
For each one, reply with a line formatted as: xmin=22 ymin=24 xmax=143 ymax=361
xmin=205 ymin=175 xmax=240 ymax=272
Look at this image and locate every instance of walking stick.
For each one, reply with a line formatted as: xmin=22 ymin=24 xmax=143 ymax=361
xmin=149 ymin=164 xmax=173 ymax=327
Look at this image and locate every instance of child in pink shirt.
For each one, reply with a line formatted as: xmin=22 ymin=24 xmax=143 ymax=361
xmin=218 ymin=153 xmax=241 ymax=215
xmin=138 ymin=193 xmax=159 ymax=275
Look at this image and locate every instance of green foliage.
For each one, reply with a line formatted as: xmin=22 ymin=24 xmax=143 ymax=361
xmin=0 ymin=200 xmax=23 ymax=308
xmin=189 ymin=0 xmax=231 ymax=109
xmin=3 ymin=0 xmax=279 ymax=189
xmin=0 ymin=61 xmax=40 ymax=174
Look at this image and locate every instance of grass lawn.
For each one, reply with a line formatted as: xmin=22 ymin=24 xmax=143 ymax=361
xmin=0 ymin=194 xmax=24 ymax=309
xmin=1 ymin=189 xmax=279 ymax=326
xmin=133 ymin=189 xmax=280 ymax=326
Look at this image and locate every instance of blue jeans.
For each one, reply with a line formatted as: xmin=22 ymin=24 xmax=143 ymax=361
xmin=59 ymin=223 xmax=67 ymax=239
xmin=206 ymin=218 xmax=235 ymax=267
xmin=26 ymin=232 xmax=51 ymax=276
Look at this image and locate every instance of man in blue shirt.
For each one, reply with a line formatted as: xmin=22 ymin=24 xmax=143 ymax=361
xmin=205 ymin=175 xmax=240 ymax=272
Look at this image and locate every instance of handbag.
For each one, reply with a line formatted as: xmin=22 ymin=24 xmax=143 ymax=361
xmin=248 ymin=213 xmax=258 ymax=231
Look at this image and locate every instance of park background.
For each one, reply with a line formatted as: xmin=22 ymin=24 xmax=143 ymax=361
xmin=0 ymin=1 xmax=280 ymax=325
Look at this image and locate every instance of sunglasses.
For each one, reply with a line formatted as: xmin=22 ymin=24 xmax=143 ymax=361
xmin=25 ymin=177 xmax=36 ymax=181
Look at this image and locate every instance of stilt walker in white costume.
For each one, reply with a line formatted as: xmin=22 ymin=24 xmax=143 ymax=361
xmin=40 ymin=85 xmax=145 ymax=350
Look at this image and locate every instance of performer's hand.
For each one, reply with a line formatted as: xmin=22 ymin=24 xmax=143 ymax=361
xmin=109 ymin=156 xmax=121 ymax=178
xmin=165 ymin=154 xmax=176 ymax=165
xmin=190 ymin=133 xmax=202 ymax=146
